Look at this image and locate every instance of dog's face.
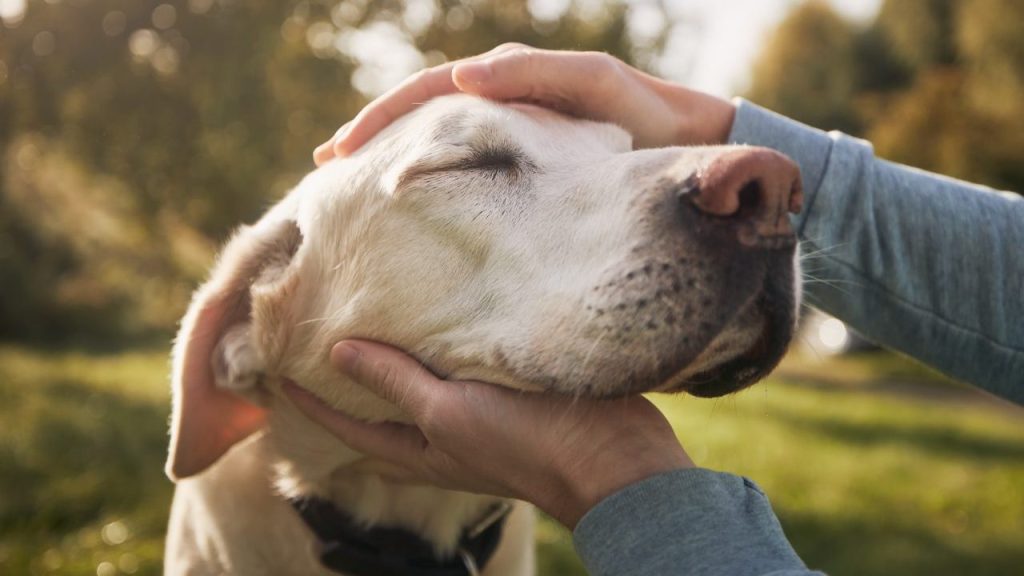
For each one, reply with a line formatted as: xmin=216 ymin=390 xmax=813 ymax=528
xmin=167 ymin=95 xmax=802 ymax=478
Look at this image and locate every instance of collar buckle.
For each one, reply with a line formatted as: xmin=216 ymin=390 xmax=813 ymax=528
xmin=458 ymin=548 xmax=481 ymax=576
xmin=467 ymin=501 xmax=513 ymax=539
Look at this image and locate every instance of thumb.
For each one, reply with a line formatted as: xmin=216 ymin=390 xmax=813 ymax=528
xmin=283 ymin=380 xmax=429 ymax=466
xmin=330 ymin=340 xmax=447 ymax=419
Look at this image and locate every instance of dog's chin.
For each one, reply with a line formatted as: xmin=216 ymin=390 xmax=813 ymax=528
xmin=684 ymin=332 xmax=780 ymax=398
xmin=680 ymin=286 xmax=795 ymax=398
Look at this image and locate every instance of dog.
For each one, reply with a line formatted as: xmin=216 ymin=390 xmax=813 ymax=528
xmin=164 ymin=94 xmax=803 ymax=575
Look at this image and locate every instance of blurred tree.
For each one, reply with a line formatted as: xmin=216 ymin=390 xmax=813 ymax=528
xmin=867 ymin=70 xmax=995 ymax=183
xmin=957 ymin=0 xmax=1024 ymax=118
xmin=746 ymin=1 xmax=862 ymax=134
xmin=874 ymin=0 xmax=957 ymax=71
xmin=0 ymin=0 xmax=670 ymax=343
xmin=747 ymin=0 xmax=1024 ymax=195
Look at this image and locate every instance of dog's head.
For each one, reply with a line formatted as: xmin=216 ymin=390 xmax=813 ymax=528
xmin=167 ymin=95 xmax=802 ymax=479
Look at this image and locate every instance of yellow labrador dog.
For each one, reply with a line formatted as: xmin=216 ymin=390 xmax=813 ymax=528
xmin=165 ymin=94 xmax=803 ymax=575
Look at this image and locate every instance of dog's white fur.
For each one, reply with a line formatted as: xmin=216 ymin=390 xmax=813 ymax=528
xmin=165 ymin=95 xmax=799 ymax=575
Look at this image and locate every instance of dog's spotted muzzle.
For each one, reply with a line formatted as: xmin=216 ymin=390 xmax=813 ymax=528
xmin=579 ymin=147 xmax=803 ymax=399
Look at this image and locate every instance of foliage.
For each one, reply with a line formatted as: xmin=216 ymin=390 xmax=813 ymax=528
xmin=0 ymin=347 xmax=172 ymax=574
xmin=746 ymin=1 xmax=864 ymax=134
xmin=0 ymin=345 xmax=1021 ymax=575
xmin=747 ymin=0 xmax=1024 ymax=194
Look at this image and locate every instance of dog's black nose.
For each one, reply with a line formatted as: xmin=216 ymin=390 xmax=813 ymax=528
xmin=686 ymin=148 xmax=803 ymax=248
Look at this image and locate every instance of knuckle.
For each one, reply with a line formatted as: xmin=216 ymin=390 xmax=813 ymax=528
xmin=506 ymin=49 xmax=539 ymax=84
xmin=582 ymin=50 xmax=611 ymax=62
xmin=494 ymin=41 xmax=529 ymax=53
xmin=498 ymin=44 xmax=541 ymax=69
xmin=583 ymin=51 xmax=620 ymax=75
xmin=583 ymin=53 xmax=624 ymax=92
xmin=515 ymin=45 xmax=538 ymax=59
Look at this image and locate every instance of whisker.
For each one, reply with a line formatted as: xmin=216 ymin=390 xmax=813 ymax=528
xmin=797 ymin=241 xmax=847 ymax=262
xmin=572 ymin=327 xmax=609 ymax=396
xmin=295 ymin=316 xmax=335 ymax=327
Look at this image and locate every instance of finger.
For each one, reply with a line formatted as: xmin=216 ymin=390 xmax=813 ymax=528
xmin=313 ymin=141 xmax=332 ymax=166
xmin=283 ymin=380 xmax=429 ymax=465
xmin=313 ymin=122 xmax=350 ymax=166
xmin=330 ymin=340 xmax=450 ymax=418
xmin=332 ymin=44 xmax=526 ymax=156
xmin=332 ymin=65 xmax=460 ymax=157
xmin=453 ymin=49 xmax=620 ymax=108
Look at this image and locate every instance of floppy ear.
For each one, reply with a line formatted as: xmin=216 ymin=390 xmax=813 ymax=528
xmin=166 ymin=217 xmax=303 ymax=481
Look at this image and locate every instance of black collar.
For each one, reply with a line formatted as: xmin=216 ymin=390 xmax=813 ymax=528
xmin=289 ymin=496 xmax=510 ymax=576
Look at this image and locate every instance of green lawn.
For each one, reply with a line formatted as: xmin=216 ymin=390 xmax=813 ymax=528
xmin=1 ymin=346 xmax=1021 ymax=575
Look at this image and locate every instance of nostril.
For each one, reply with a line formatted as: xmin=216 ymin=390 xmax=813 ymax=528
xmin=736 ymin=180 xmax=762 ymax=219
xmin=689 ymin=149 xmax=801 ymax=219
xmin=676 ymin=174 xmax=700 ymax=198
xmin=682 ymin=147 xmax=802 ymax=247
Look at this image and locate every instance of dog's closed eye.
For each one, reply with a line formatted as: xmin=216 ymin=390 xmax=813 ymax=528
xmin=457 ymin=147 xmax=523 ymax=173
xmin=398 ymin=145 xmax=535 ymax=188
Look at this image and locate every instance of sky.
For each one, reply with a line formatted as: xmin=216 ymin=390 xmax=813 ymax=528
xmin=661 ymin=0 xmax=883 ymax=97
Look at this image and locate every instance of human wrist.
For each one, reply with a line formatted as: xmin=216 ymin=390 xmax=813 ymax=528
xmin=667 ymin=85 xmax=736 ymax=145
xmin=544 ymin=444 xmax=694 ymax=528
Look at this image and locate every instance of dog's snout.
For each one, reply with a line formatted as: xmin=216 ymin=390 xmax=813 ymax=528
xmin=685 ymin=148 xmax=804 ymax=248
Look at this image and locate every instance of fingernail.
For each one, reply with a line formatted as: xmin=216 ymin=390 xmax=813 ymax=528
xmin=331 ymin=342 xmax=361 ymax=372
xmin=454 ymin=61 xmax=492 ymax=84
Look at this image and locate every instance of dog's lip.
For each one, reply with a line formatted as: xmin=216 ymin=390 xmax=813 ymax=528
xmin=650 ymin=312 xmax=767 ymax=397
xmin=685 ymin=329 xmax=773 ymax=397
xmin=682 ymin=280 xmax=794 ymax=398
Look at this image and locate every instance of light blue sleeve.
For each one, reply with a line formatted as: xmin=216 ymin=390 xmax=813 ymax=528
xmin=730 ymin=99 xmax=1024 ymax=403
xmin=573 ymin=469 xmax=824 ymax=576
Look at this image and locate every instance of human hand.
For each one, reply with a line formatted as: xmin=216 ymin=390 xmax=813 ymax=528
xmin=313 ymin=44 xmax=736 ymax=165
xmin=283 ymin=340 xmax=693 ymax=528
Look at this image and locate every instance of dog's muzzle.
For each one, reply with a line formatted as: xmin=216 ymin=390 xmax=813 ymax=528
xmin=677 ymin=147 xmax=802 ymax=397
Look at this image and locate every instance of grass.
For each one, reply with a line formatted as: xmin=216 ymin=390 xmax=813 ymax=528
xmin=0 ymin=348 xmax=171 ymax=575
xmin=0 ymin=346 xmax=1021 ymax=575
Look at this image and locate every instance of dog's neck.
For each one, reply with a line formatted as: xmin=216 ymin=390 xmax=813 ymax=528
xmin=264 ymin=403 xmax=504 ymax=556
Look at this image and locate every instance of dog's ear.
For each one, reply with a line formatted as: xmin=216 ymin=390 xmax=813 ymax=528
xmin=166 ymin=217 xmax=303 ymax=481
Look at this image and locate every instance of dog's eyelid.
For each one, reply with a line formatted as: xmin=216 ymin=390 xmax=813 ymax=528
xmin=401 ymin=148 xmax=532 ymax=183
xmin=459 ymin=146 xmax=525 ymax=171
xmin=395 ymin=140 xmax=538 ymax=189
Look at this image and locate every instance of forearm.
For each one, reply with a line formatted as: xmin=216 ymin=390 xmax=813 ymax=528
xmin=728 ymin=100 xmax=1024 ymax=403
xmin=573 ymin=468 xmax=823 ymax=576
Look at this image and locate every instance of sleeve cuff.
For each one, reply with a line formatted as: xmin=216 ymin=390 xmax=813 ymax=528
xmin=573 ymin=468 xmax=810 ymax=576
